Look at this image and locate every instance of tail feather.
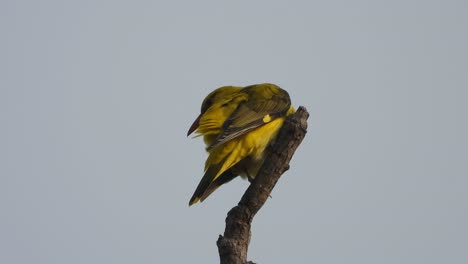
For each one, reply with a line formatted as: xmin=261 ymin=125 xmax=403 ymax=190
xmin=199 ymin=170 xmax=237 ymax=203
xmin=189 ymin=160 xmax=224 ymax=206
xmin=189 ymin=166 xmax=238 ymax=206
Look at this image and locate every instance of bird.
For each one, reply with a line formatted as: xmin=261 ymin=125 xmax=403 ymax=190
xmin=187 ymin=83 xmax=295 ymax=206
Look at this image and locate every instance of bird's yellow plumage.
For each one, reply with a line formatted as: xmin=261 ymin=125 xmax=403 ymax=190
xmin=187 ymin=83 xmax=295 ymax=205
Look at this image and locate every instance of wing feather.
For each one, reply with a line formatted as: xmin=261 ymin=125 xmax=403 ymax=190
xmin=207 ymin=85 xmax=291 ymax=150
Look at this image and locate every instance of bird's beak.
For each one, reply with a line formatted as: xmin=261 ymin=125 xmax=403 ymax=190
xmin=187 ymin=114 xmax=202 ymax=136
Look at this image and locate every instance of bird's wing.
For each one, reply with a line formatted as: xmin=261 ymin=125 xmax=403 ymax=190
xmin=207 ymin=90 xmax=290 ymax=150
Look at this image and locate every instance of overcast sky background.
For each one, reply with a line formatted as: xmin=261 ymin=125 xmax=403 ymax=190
xmin=2 ymin=0 xmax=467 ymax=263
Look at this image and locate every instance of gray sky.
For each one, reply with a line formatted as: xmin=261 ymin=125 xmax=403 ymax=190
xmin=2 ymin=0 xmax=467 ymax=263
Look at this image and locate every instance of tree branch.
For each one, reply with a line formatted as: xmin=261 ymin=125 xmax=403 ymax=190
xmin=217 ymin=106 xmax=309 ymax=264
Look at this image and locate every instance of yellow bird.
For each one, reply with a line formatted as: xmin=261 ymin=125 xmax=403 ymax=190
xmin=187 ymin=83 xmax=295 ymax=206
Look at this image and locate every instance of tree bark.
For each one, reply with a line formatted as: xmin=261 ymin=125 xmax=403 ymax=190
xmin=217 ymin=106 xmax=309 ymax=264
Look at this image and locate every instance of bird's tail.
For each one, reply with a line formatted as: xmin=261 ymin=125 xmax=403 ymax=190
xmin=189 ymin=166 xmax=237 ymax=206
